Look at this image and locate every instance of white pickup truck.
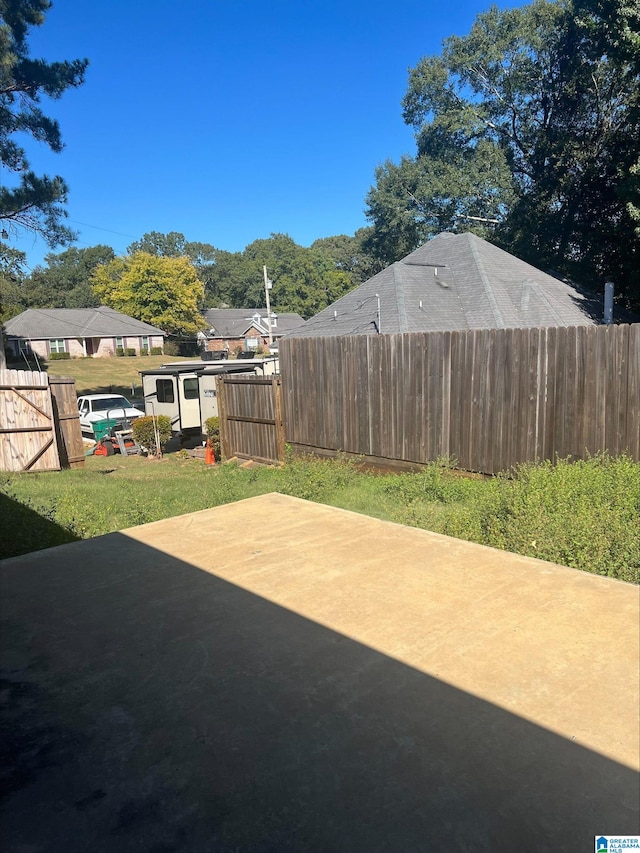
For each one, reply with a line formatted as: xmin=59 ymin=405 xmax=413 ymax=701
xmin=77 ymin=394 xmax=145 ymax=438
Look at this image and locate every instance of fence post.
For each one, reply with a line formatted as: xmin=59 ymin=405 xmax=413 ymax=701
xmin=273 ymin=377 xmax=286 ymax=462
xmin=216 ymin=375 xmax=231 ymax=461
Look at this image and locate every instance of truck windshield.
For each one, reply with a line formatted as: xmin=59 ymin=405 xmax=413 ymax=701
xmin=92 ymin=397 xmax=131 ymax=412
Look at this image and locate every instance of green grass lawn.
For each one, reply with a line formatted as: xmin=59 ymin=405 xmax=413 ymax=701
xmin=1 ymin=451 xmax=638 ymax=583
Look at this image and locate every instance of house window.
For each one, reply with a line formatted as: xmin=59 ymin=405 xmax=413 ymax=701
xmin=116 ymin=337 xmax=124 ymax=350
xmin=156 ymin=379 xmax=174 ymax=403
xmin=183 ymin=378 xmax=199 ymax=400
xmin=141 ymin=336 xmax=149 ymax=352
xmin=245 ymin=337 xmax=259 ymax=350
xmin=49 ymin=339 xmax=66 ymax=354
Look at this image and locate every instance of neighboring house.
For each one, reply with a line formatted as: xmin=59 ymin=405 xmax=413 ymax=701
xmin=202 ymin=308 xmax=305 ymax=354
xmin=5 ymin=306 xmax=166 ymax=360
xmin=284 ymin=232 xmax=610 ymax=338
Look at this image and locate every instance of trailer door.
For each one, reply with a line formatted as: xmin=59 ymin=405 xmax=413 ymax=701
xmin=178 ymin=375 xmax=202 ymax=430
xmin=198 ymin=374 xmax=219 ymax=426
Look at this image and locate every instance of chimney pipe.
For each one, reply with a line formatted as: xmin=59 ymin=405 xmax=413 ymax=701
xmin=604 ymin=281 xmax=614 ymax=325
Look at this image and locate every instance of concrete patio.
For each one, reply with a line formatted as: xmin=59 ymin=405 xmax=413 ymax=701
xmin=1 ymin=493 xmax=638 ymax=851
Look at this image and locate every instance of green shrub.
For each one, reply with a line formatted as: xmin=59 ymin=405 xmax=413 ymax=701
xmin=140 ymin=348 xmax=149 ymax=356
xmin=150 ymin=347 xmax=163 ymax=355
xmin=116 ymin=346 xmax=125 ymax=357
xmin=164 ymin=341 xmax=180 ymax=356
xmin=131 ymin=415 xmax=172 ymax=455
xmin=49 ymin=351 xmax=70 ymax=360
xmin=204 ymin=416 xmax=220 ymax=458
xmin=125 ymin=348 xmax=136 ymax=357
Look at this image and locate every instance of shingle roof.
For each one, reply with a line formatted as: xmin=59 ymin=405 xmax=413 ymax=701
xmin=285 ymin=232 xmax=604 ymax=338
xmin=204 ymin=308 xmax=305 ymax=338
xmin=5 ymin=307 xmax=166 ymax=339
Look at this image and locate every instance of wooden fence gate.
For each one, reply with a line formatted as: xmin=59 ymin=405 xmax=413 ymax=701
xmin=0 ymin=369 xmax=60 ymax=472
xmin=49 ymin=375 xmax=86 ymax=469
xmin=0 ymin=370 xmax=84 ymax=472
xmin=216 ymin=375 xmax=285 ymax=464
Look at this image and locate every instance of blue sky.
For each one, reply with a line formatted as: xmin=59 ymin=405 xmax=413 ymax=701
xmin=11 ymin=0 xmax=523 ymax=271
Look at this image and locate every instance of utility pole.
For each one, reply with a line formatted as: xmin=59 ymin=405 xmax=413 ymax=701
xmin=263 ymin=265 xmax=273 ymax=346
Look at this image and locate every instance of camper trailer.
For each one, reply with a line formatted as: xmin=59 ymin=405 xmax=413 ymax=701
xmin=140 ymin=357 xmax=278 ymax=441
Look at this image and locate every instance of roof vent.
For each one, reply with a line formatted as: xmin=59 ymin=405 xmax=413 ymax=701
xmin=434 ymin=268 xmax=449 ymax=288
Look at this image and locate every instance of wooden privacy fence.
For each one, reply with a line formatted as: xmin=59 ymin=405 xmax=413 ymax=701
xmin=279 ymin=324 xmax=639 ymax=475
xmin=216 ymin=375 xmax=285 ymax=464
xmin=0 ymin=369 xmax=84 ymax=472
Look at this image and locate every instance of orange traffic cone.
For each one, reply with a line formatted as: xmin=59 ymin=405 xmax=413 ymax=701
xmin=205 ymin=438 xmax=216 ymax=465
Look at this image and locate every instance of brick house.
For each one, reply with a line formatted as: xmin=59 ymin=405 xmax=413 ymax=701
xmin=202 ymin=308 xmax=305 ymax=354
xmin=5 ymin=306 xmax=166 ymax=360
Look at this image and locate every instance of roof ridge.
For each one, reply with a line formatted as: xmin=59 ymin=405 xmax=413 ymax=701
xmin=392 ymin=263 xmax=409 ymax=333
xmin=521 ymin=279 xmax=565 ymax=325
xmin=467 ymin=234 xmax=506 ymax=329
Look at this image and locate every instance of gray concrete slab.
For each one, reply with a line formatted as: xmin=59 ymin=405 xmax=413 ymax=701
xmin=1 ymin=493 xmax=638 ymax=852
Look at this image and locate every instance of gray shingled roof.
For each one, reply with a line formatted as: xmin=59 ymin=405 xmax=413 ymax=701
xmin=285 ymin=232 xmax=603 ymax=338
xmin=5 ymin=307 xmax=166 ymax=339
xmin=204 ymin=308 xmax=305 ymax=338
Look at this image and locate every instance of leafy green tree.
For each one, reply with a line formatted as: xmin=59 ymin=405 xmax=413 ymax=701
xmin=202 ymin=233 xmax=356 ymax=319
xmin=0 ymin=0 xmax=88 ymax=244
xmin=311 ymin=228 xmax=383 ymax=285
xmin=128 ymin=230 xmax=220 ymax=307
xmin=22 ymin=244 xmax=114 ymax=308
xmin=127 ymin=231 xmax=188 ymax=258
xmin=365 ymin=0 xmax=640 ymax=307
xmin=126 ymin=231 xmax=380 ymax=319
xmin=91 ymin=252 xmax=205 ymax=337
xmin=127 ymin=230 xmax=218 ymax=267
xmin=0 ymin=242 xmax=26 ymax=321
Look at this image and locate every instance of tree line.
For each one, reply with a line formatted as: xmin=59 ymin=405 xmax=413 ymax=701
xmin=0 ymin=229 xmax=381 ymax=336
xmin=1 ymin=0 xmax=638 ymax=348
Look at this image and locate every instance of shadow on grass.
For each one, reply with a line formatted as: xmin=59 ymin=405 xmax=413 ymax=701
xmin=1 ymin=530 xmax=638 ymax=852
xmin=0 ymin=492 xmax=80 ymax=560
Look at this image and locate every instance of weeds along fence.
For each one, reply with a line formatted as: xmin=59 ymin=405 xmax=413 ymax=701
xmin=0 ymin=369 xmax=84 ymax=472
xmin=278 ymin=324 xmax=639 ymax=475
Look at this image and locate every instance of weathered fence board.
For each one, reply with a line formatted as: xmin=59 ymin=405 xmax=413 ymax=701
xmin=280 ymin=324 xmax=639 ymax=475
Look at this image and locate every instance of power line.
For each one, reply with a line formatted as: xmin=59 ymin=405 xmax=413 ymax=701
xmin=67 ymin=219 xmax=138 ymax=239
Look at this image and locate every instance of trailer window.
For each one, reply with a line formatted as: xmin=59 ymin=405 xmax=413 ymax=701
xmin=156 ymin=379 xmax=174 ymax=403
xmin=183 ymin=378 xmax=199 ymax=400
